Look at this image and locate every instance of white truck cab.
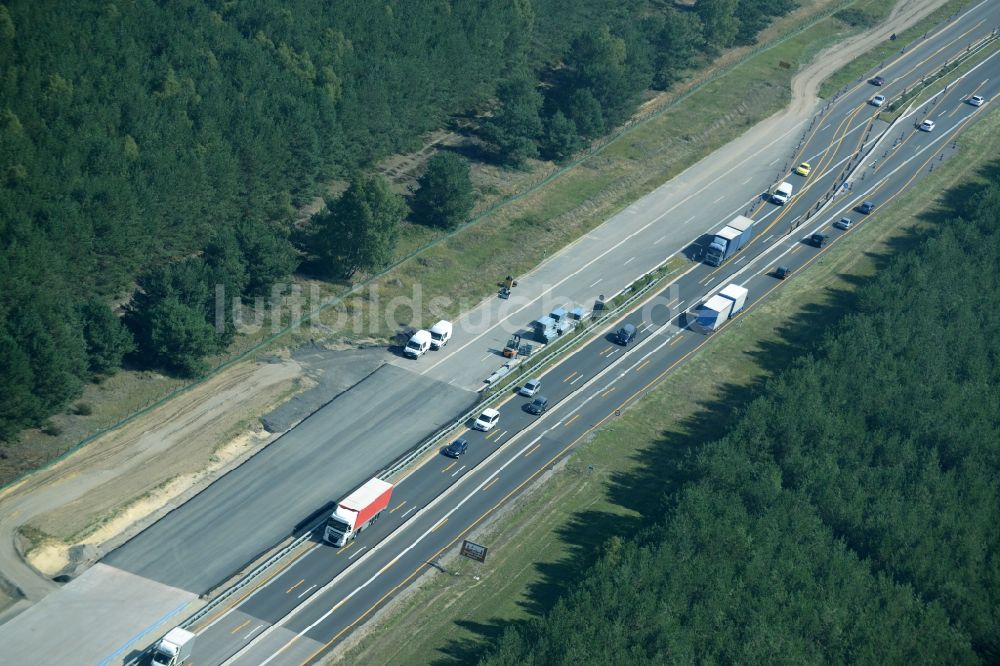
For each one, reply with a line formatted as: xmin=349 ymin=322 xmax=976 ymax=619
xmin=771 ymin=181 xmax=793 ymax=205
xmin=429 ymin=320 xmax=453 ymax=349
xmin=151 ymin=627 xmax=195 ymax=666
xmin=403 ymin=330 xmax=432 ymax=358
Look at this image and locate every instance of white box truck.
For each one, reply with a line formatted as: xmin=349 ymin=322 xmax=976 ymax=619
xmin=696 ymin=295 xmax=735 ymax=332
xmin=771 ymin=181 xmax=793 ymax=205
xmin=429 ymin=320 xmax=452 ymax=349
xmin=719 ymin=283 xmax=748 ymax=315
xmin=151 ymin=627 xmax=195 ymax=666
xmin=403 ymin=329 xmax=432 ymax=358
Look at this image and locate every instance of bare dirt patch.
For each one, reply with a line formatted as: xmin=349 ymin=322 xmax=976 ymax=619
xmin=0 ymin=357 xmax=300 ymax=602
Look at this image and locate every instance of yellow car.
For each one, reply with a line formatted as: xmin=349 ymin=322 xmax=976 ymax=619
xmin=794 ymin=162 xmax=811 ymax=176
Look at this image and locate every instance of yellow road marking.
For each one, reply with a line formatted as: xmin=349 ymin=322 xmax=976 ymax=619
xmin=286 ymin=578 xmax=305 ymax=594
xmin=336 ymin=541 xmax=355 ymax=556
xmin=231 ymin=619 xmax=251 ymax=634
xmin=442 ymin=461 xmax=456 ymax=472
xmin=601 ymin=387 xmax=617 ymax=398
xmin=524 ymin=443 xmax=541 ymax=457
xmin=636 ymin=359 xmax=651 ymax=372
xmin=485 ymin=429 xmax=499 ymax=440
xmin=564 ymin=370 xmax=578 ymax=382
xmin=431 ymin=518 xmax=448 ymax=533
xmin=670 ymin=336 xmax=682 ymax=346
xmin=482 ymin=477 xmax=499 ymax=492
xmin=564 ymin=414 xmax=580 ymax=427
xmin=390 ymin=501 xmax=406 ymax=514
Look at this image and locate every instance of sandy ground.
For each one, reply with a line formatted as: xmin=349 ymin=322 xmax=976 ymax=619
xmin=0 ymin=0 xmax=952 ymax=626
xmin=0 ymin=357 xmax=300 ymax=617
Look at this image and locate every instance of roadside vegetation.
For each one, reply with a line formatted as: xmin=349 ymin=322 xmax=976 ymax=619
xmin=1 ymin=0 xmax=801 ymax=451
xmin=333 ymin=109 xmax=1000 ymax=665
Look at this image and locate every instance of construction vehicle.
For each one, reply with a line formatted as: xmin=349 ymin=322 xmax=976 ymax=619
xmin=498 ymin=275 xmax=518 ymax=299
xmin=503 ymin=334 xmax=522 ymax=358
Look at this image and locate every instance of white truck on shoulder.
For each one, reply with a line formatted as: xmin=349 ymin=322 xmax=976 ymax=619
xmin=151 ymin=627 xmax=195 ymax=666
xmin=429 ymin=320 xmax=452 ymax=349
xmin=771 ymin=181 xmax=793 ymax=205
xmin=403 ymin=329 xmax=432 ymax=358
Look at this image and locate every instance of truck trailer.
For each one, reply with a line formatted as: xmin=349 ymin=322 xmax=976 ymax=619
xmin=704 ymin=215 xmax=757 ymax=267
xmin=718 ymin=283 xmax=749 ymax=315
xmin=324 ymin=478 xmax=394 ymax=547
xmin=695 ymin=295 xmax=735 ymax=332
xmin=151 ymin=627 xmax=195 ymax=666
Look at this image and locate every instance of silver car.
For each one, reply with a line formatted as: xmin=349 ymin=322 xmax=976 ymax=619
xmin=519 ymin=379 xmax=541 ymax=397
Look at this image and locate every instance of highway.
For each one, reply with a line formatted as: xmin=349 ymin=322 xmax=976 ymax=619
xmin=175 ymin=8 xmax=1000 ymax=665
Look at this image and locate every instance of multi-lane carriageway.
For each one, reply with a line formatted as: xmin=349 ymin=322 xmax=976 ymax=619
xmin=177 ymin=16 xmax=1000 ymax=666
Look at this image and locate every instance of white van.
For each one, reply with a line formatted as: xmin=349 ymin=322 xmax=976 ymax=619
xmin=403 ymin=330 xmax=432 ymax=358
xmin=771 ymin=181 xmax=793 ymax=205
xmin=429 ymin=320 xmax=452 ymax=349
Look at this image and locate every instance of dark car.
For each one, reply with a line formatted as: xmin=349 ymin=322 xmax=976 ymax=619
xmin=615 ymin=323 xmax=637 ymax=346
xmin=857 ymin=200 xmax=876 ymax=215
xmin=525 ymin=396 xmax=548 ymax=415
xmin=774 ymin=265 xmax=792 ymax=280
xmin=442 ymin=437 xmax=468 ymax=458
xmin=808 ymin=233 xmax=828 ymax=248
xmin=871 ymin=75 xmax=886 ymax=86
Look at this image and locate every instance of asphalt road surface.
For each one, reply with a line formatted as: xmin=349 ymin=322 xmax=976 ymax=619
xmin=179 ymin=10 xmax=1000 ymax=665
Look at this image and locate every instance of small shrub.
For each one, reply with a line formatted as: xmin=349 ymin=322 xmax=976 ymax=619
xmin=73 ymin=402 xmax=94 ymax=416
xmin=42 ymin=422 xmax=63 ymax=436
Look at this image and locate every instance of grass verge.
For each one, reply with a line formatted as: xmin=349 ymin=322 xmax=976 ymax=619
xmin=329 ymin=104 xmax=1000 ymax=666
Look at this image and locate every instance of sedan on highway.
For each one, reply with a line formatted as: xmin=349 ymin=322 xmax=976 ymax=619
xmin=870 ymin=75 xmax=886 ymax=86
xmin=525 ymin=396 xmax=548 ymax=415
xmin=834 ymin=217 xmax=853 ymax=231
xmin=519 ymin=379 xmax=541 ymax=397
xmin=870 ymin=94 xmax=886 ymax=107
xmin=918 ymin=119 xmax=936 ymax=132
xmin=857 ymin=201 xmax=876 ymax=215
xmin=472 ymin=408 xmax=500 ymax=432
xmin=794 ymin=162 xmax=811 ymax=176
xmin=442 ymin=438 xmax=469 ymax=458
xmin=968 ymin=95 xmax=985 ymax=107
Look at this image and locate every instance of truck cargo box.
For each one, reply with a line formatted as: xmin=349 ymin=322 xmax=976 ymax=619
xmin=719 ymin=284 xmax=749 ymax=315
xmin=338 ymin=478 xmax=394 ymax=528
xmin=696 ymin=295 xmax=734 ymax=332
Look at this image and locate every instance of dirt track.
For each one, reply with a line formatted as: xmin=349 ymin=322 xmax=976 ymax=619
xmin=0 ymin=0 xmax=954 ymax=623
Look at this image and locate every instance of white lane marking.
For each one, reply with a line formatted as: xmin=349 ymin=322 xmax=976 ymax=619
xmin=654 ymin=235 xmax=666 ymax=244
xmin=764 ymin=234 xmax=774 ymax=243
xmin=606 ymin=349 xmax=618 ymax=358
xmin=401 ymin=506 xmax=416 ymax=518
xmin=683 ymin=215 xmax=696 ymax=225
xmin=298 ymin=584 xmax=317 ymax=598
xmin=704 ymin=277 xmax=716 ymax=286
xmin=712 ymin=195 xmax=725 ymax=203
xmin=348 ymin=547 xmax=367 ymax=561
xmin=735 ymin=255 xmax=748 ymax=264
xmin=495 ymin=430 xmax=508 ymax=443
xmin=245 ymin=625 xmax=264 ymax=640
xmin=479 ymin=353 xmax=492 ymax=362
xmin=570 ymin=374 xmax=584 ymax=385
xmin=742 ymin=177 xmax=753 ymax=184
xmin=769 ymin=158 xmax=780 ymax=166
xmin=820 ymin=123 xmax=830 ymax=131
xmin=590 ymin=279 xmax=602 ymax=287
xmin=623 ymin=256 xmax=636 ymax=265
xmin=451 ymin=465 xmax=467 ymax=478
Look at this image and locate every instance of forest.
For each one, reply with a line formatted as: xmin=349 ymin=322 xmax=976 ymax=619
xmin=478 ymin=170 xmax=1000 ymax=663
xmin=0 ymin=0 xmax=795 ymax=440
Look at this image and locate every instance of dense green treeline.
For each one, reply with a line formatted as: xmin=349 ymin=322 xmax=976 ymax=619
xmin=0 ymin=0 xmax=797 ymax=440
xmin=480 ymin=173 xmax=1000 ymax=662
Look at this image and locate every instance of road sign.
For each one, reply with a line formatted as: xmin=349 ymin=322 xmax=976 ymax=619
xmin=460 ymin=540 xmax=488 ymax=563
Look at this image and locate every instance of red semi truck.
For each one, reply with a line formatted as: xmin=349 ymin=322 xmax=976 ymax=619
xmin=324 ymin=478 xmax=394 ymax=546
